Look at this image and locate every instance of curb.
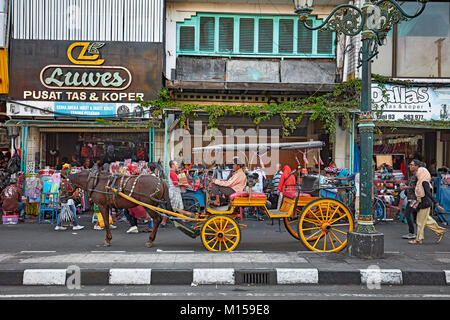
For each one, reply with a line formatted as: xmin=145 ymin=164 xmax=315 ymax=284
xmin=1 ymin=268 xmax=450 ymax=286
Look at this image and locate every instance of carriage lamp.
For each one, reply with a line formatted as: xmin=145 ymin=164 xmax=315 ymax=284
xmin=294 ymin=0 xmax=428 ymax=258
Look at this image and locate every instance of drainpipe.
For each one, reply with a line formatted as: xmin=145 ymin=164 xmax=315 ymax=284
xmin=164 ymin=111 xmax=169 ymax=178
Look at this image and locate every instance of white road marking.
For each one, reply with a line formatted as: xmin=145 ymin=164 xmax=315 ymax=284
xmin=20 ymin=251 xmax=56 ymax=253
xmin=1 ymin=292 xmax=450 ymax=299
xmin=90 ymin=251 xmax=126 ymax=253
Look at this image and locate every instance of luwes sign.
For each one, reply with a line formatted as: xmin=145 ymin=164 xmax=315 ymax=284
xmin=9 ymin=39 xmax=163 ymax=104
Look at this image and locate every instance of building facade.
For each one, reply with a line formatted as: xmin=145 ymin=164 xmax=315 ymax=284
xmin=164 ymin=0 xmax=351 ymax=174
xmin=344 ymin=0 xmax=450 ymax=170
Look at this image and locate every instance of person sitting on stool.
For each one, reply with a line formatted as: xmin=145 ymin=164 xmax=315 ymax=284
xmin=1 ymin=178 xmax=26 ymax=222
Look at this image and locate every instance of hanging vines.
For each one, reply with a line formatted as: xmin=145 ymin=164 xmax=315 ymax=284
xmin=139 ymin=74 xmax=450 ymax=141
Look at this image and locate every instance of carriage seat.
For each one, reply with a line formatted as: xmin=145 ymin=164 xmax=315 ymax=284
xmin=229 ymin=191 xmax=266 ymax=201
xmin=282 ymin=191 xmax=311 ymax=199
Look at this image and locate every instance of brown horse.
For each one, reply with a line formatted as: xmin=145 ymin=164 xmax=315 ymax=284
xmin=68 ymin=170 xmax=173 ymax=247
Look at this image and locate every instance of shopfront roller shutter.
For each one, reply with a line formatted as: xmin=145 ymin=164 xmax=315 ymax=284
xmin=12 ymin=0 xmax=163 ymax=42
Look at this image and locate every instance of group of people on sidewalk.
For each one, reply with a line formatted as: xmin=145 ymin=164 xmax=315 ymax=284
xmin=401 ymin=159 xmax=447 ymax=244
xmin=1 ymin=154 xmax=447 ymax=247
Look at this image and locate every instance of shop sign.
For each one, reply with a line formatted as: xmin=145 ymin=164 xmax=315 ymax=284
xmin=9 ymin=39 xmax=163 ymax=104
xmin=6 ymin=101 xmax=149 ymax=118
xmin=372 ymin=84 xmax=450 ymax=121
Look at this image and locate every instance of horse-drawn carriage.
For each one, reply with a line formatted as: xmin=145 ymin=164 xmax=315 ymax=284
xmin=68 ymin=141 xmax=354 ymax=252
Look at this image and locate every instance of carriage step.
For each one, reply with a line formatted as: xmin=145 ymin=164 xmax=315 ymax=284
xmin=268 ymin=209 xmax=290 ymax=218
xmin=208 ymin=205 xmax=230 ymax=212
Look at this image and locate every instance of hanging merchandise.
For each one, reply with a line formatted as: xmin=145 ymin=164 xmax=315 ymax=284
xmin=106 ymin=143 xmax=115 ymax=161
xmin=137 ymin=145 xmax=146 ymax=160
xmin=93 ymin=144 xmax=105 ymax=159
xmin=81 ymin=144 xmax=92 ymax=159
xmin=25 ymin=176 xmax=42 ymax=202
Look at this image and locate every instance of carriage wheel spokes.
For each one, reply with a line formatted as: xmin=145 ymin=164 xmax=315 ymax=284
xmin=201 ymin=215 xmax=241 ymax=252
xmin=298 ymin=198 xmax=353 ymax=252
xmin=283 ymin=210 xmax=301 ymax=239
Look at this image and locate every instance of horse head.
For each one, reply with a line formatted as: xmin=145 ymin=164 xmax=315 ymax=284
xmin=67 ymin=170 xmax=91 ymax=190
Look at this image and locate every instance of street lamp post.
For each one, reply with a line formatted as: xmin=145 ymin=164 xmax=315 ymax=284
xmin=293 ymin=0 xmax=427 ymax=258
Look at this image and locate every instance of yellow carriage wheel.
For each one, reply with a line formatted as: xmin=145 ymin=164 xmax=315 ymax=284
xmin=201 ymin=215 xmax=241 ymax=252
xmin=298 ymin=198 xmax=353 ymax=252
xmin=283 ymin=209 xmax=301 ymax=240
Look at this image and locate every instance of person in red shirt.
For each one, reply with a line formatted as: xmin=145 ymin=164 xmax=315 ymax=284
xmin=277 ymin=165 xmax=296 ymax=194
xmin=1 ymin=178 xmax=26 ymax=222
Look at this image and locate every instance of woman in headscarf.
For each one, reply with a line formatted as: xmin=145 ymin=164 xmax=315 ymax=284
xmin=276 ymin=165 xmax=297 ymax=209
xmin=408 ymin=166 xmax=447 ymax=244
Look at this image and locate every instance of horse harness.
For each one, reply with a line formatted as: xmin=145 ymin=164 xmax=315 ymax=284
xmin=86 ymin=170 xmax=165 ymax=207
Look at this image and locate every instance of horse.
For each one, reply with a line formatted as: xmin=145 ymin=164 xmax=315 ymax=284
xmin=67 ymin=170 xmax=173 ymax=247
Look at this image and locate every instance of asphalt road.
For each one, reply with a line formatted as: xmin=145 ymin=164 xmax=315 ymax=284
xmin=0 ymin=213 xmax=449 ymax=254
xmin=1 ymin=284 xmax=450 ymax=300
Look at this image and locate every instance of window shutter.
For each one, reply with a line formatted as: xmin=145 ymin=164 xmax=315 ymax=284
xmin=298 ymin=20 xmax=313 ymax=54
xmin=258 ymin=19 xmax=273 ymax=53
xmin=279 ymin=19 xmax=294 ymax=53
xmin=200 ymin=17 xmax=215 ymax=51
xmin=239 ymin=18 xmax=254 ymax=53
xmin=219 ymin=17 xmax=234 ymax=52
xmin=317 ymin=29 xmax=333 ymax=54
xmin=179 ymin=26 xmax=195 ymax=51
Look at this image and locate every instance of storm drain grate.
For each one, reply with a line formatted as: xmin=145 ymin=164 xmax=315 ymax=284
xmin=239 ymin=272 xmax=272 ymax=285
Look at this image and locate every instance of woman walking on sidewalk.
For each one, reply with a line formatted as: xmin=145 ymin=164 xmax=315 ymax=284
xmin=409 ymin=167 xmax=447 ymax=244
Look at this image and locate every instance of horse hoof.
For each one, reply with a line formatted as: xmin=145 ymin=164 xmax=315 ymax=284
xmin=145 ymin=241 xmax=153 ymax=248
xmin=104 ymin=242 xmax=111 ymax=247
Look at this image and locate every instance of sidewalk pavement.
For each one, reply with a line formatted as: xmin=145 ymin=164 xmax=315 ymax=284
xmin=0 ymin=213 xmax=449 ymax=286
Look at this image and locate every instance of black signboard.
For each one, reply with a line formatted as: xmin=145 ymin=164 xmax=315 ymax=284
xmin=9 ymin=39 xmax=163 ymax=103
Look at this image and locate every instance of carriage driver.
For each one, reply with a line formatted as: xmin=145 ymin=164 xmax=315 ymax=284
xmin=210 ymin=157 xmax=247 ymax=207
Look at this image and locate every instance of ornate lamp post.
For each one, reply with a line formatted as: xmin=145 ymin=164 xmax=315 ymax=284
xmin=294 ymin=0 xmax=427 ymax=258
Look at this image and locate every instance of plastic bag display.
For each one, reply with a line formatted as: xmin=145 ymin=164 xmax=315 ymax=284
xmin=59 ymin=204 xmax=74 ymax=223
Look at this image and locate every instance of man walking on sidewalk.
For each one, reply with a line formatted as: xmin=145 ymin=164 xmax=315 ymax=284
xmin=55 ymin=164 xmax=84 ymax=231
xmin=401 ymin=159 xmax=420 ymax=240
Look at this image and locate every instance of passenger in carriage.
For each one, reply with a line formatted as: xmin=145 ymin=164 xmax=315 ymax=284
xmin=210 ymin=157 xmax=247 ymax=207
xmin=276 ymin=165 xmax=297 ymax=209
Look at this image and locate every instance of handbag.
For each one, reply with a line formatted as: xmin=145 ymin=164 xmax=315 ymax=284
xmin=59 ymin=203 xmax=74 ymax=223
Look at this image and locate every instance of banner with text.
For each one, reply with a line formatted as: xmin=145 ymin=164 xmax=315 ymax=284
xmin=372 ymin=84 xmax=450 ymax=121
xmin=7 ymin=101 xmax=150 ymax=118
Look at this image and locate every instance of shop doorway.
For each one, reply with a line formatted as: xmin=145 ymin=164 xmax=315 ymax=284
xmin=44 ymin=131 xmax=149 ymax=169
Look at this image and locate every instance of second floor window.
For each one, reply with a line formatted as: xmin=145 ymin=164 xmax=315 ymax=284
xmin=177 ymin=13 xmax=336 ymax=58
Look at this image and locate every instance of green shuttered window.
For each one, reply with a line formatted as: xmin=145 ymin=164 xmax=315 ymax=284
xmin=279 ymin=19 xmax=294 ymax=53
xmin=177 ymin=13 xmax=335 ymax=58
xmin=239 ymin=18 xmax=254 ymax=53
xmin=219 ymin=17 xmax=234 ymax=52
